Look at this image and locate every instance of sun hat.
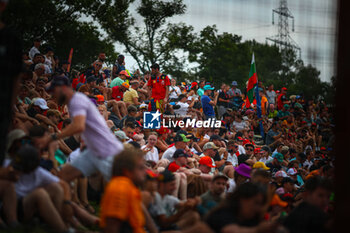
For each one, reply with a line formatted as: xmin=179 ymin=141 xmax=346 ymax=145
xmin=235 ymin=163 xmax=251 ymax=178
xmin=203 ymin=85 xmax=214 ymax=91
xmin=203 ymin=142 xmax=219 ymax=151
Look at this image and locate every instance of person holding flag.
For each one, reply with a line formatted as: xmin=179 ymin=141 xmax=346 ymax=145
xmin=246 ymin=53 xmax=265 ymax=138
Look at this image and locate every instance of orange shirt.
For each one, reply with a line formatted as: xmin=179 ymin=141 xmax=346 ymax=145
xmin=261 ymin=96 xmax=268 ymax=116
xmin=100 ymin=176 xmax=145 ymax=233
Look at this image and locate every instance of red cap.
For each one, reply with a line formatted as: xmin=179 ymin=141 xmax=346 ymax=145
xmin=119 ymin=70 xmax=130 ymax=77
xmin=199 ymin=156 xmax=216 ymax=168
xmin=312 ymin=122 xmax=317 ymax=126
xmin=320 ymin=147 xmax=326 ymax=151
xmin=301 ymin=121 xmax=307 ymax=124
xmin=282 ymin=87 xmax=287 ymax=91
xmin=254 ymin=148 xmax=261 ymax=154
xmin=191 ymin=82 xmax=198 ymax=89
xmin=156 ymin=126 xmax=170 ymax=135
xmin=276 ymin=90 xmax=281 ymax=93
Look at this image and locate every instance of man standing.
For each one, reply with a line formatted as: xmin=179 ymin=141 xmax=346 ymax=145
xmin=29 ymin=37 xmax=41 ymax=60
xmin=277 ymin=87 xmax=290 ymax=110
xmin=41 ymin=76 xmax=124 ymax=182
xmin=217 ymin=84 xmax=230 ymax=119
xmin=201 ymin=85 xmax=219 ymax=120
xmin=169 ymin=78 xmax=181 ymax=101
xmin=112 ymin=54 xmax=125 ymax=78
xmin=197 ymin=80 xmax=206 ymax=97
xmin=227 ymin=81 xmax=241 ymax=97
xmin=266 ymin=84 xmax=276 ymax=106
xmin=147 ymin=63 xmax=170 ymax=112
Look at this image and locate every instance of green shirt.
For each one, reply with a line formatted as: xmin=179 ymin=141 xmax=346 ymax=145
xmin=110 ymin=77 xmax=125 ymax=88
xmin=277 ymin=110 xmax=290 ymax=119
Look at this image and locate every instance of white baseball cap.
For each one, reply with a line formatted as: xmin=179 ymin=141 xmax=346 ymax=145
xmin=287 ymin=168 xmax=298 ymax=176
xmin=33 ymin=98 xmax=49 ymax=110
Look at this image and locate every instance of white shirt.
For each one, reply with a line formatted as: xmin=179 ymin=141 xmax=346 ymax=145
xmin=162 ymin=146 xmax=177 ymax=162
xmin=152 ymin=192 xmax=180 ymax=217
xmin=4 ymin=159 xmax=59 ymax=198
xmin=174 ymin=102 xmax=189 ymax=116
xmin=169 ymin=86 xmax=181 ymax=99
xmin=29 ymin=46 xmax=40 ymax=60
xmin=233 ymin=121 xmax=247 ymax=131
xmin=142 ymin=145 xmax=159 ymax=163
xmin=227 ymin=178 xmax=236 ymax=193
xmin=68 ymin=92 xmax=123 ymax=158
xmin=266 ymin=90 xmax=277 ymax=105
xmin=68 ymin=148 xmax=81 ymax=163
xmin=237 ymin=145 xmax=246 ymax=155
xmin=227 ymin=152 xmax=238 ymax=167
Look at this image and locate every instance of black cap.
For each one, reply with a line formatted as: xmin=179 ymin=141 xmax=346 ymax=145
xmin=11 ymin=144 xmax=40 ymax=173
xmin=158 ymin=170 xmax=175 ymax=183
xmin=118 ymin=54 xmax=125 ymax=59
xmin=151 ymin=63 xmax=160 ymax=70
xmin=210 ymin=134 xmax=222 ymax=141
xmin=46 ymin=76 xmax=70 ymax=92
xmin=173 ymin=149 xmax=189 ymax=159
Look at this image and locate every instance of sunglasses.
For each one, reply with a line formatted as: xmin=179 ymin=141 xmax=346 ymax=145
xmin=95 ymin=64 xmax=102 ymax=67
xmin=246 ymin=148 xmax=254 ymax=151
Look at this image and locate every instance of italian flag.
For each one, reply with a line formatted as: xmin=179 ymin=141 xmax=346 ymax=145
xmin=245 ymin=53 xmax=258 ymax=108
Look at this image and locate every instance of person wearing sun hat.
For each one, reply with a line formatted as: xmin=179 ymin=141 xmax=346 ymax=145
xmin=227 ymin=163 xmax=252 ymax=192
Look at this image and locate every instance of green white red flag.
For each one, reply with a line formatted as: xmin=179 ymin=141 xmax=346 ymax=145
xmin=245 ymin=53 xmax=258 ymax=108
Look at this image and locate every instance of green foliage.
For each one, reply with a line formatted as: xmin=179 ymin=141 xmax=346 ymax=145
xmin=2 ymin=0 xmax=118 ymax=69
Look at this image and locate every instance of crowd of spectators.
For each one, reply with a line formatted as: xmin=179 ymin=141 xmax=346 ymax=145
xmin=0 ymin=37 xmax=335 ymax=233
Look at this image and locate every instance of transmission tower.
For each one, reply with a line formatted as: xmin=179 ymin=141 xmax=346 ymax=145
xmin=266 ymin=0 xmax=301 ymax=60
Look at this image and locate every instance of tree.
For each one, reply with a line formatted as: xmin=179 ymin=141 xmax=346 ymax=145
xmin=88 ymin=0 xmax=194 ymax=75
xmin=2 ymin=0 xmax=118 ymax=69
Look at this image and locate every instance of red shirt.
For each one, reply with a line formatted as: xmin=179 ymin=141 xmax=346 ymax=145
xmin=147 ymin=74 xmax=170 ymax=100
xmin=112 ymin=86 xmax=124 ymax=101
xmin=277 ymin=93 xmax=286 ymax=110
xmin=71 ymin=78 xmax=79 ymax=90
xmin=167 ymin=161 xmax=181 ymax=172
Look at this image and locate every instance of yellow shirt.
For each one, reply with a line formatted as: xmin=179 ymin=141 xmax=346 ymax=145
xmin=100 ymin=176 xmax=145 ymax=233
xmin=123 ymin=88 xmax=139 ymax=105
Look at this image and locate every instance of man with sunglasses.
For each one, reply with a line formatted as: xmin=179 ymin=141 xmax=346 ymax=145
xmin=244 ymin=143 xmax=255 ymax=157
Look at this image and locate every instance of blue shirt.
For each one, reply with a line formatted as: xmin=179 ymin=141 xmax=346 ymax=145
xmin=201 ymin=95 xmax=215 ymax=117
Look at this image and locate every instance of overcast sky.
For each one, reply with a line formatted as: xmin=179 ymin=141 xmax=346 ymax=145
xmin=116 ymin=0 xmax=337 ymax=82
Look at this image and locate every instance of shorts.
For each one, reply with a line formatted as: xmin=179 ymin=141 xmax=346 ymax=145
xmin=70 ymin=148 xmax=116 ymax=181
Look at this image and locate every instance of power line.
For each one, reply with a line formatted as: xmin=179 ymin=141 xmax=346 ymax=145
xmin=266 ymin=0 xmax=301 ymax=60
